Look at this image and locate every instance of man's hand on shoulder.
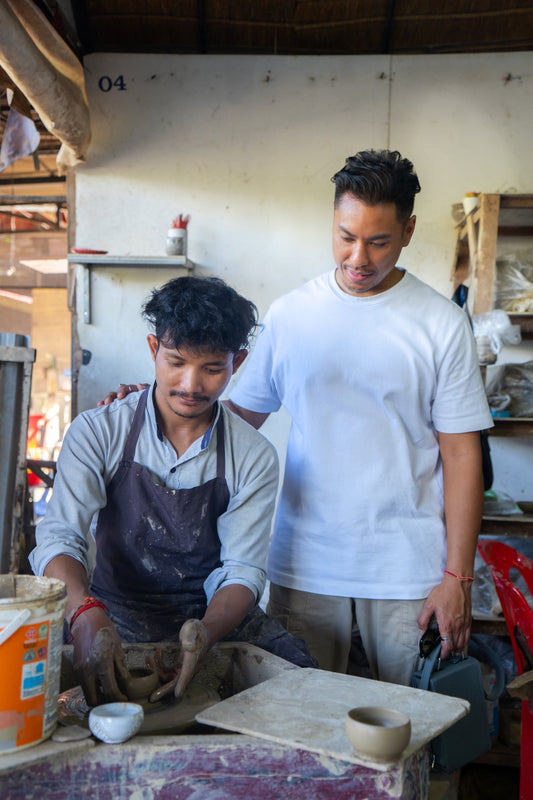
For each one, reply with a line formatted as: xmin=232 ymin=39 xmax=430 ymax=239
xmin=97 ymin=383 xmax=149 ymax=407
xmin=224 ymin=399 xmax=270 ymax=430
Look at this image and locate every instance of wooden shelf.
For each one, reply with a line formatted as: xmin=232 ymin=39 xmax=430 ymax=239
xmin=473 ymin=739 xmax=521 ymax=768
xmin=471 ymin=617 xmax=509 ymax=636
xmin=453 ymin=197 xmax=533 ymax=655
xmin=508 ymin=313 xmax=533 ymax=339
xmin=67 ymin=254 xmax=194 ymax=267
xmin=489 ymin=418 xmax=533 ymax=437
xmin=451 ymin=193 xmax=533 ymax=314
xmin=481 ymin=512 xmax=533 ymax=536
xmin=67 ymin=254 xmax=195 ymax=324
xmin=452 ymin=199 xmax=533 ymax=776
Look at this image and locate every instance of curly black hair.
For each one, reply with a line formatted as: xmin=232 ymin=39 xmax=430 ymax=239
xmin=331 ymin=149 xmax=421 ymax=224
xmin=142 ymin=276 xmax=258 ymax=354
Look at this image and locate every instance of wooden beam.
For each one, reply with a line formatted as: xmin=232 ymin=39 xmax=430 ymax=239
xmin=489 ymin=418 xmax=533 ymax=437
xmin=507 ymin=669 xmax=533 ymax=700
xmin=498 ymin=226 xmax=533 ymax=236
xmin=500 ymin=195 xmax=533 ymax=209
xmin=466 ymin=212 xmax=478 ymax=276
xmin=450 ymin=232 xmax=470 ymax=286
xmin=473 ymin=193 xmax=500 ymax=314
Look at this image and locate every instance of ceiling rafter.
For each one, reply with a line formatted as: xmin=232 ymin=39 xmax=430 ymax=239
xmin=1 ymin=0 xmax=531 ymax=191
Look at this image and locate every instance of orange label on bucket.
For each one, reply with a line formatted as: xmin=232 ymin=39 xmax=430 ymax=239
xmin=0 ymin=620 xmax=50 ymax=749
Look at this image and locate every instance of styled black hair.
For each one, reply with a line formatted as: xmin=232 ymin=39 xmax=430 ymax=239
xmin=142 ymin=276 xmax=258 ymax=354
xmin=331 ymin=149 xmax=421 ymax=224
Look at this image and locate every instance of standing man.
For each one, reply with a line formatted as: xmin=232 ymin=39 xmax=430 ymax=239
xmin=226 ymin=149 xmax=493 ymax=685
xmin=30 ymin=276 xmax=313 ymax=707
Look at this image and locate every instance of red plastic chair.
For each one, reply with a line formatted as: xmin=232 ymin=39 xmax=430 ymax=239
xmin=27 ymin=414 xmax=47 ymax=486
xmin=477 ymin=539 xmax=533 ymax=800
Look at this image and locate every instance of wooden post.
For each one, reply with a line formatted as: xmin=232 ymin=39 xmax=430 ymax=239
xmin=473 ymin=194 xmax=500 ymax=314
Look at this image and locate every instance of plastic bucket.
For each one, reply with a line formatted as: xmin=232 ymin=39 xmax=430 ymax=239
xmin=0 ymin=574 xmax=66 ymax=753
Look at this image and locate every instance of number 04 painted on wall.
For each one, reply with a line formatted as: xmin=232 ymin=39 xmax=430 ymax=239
xmin=98 ymin=75 xmax=127 ymax=92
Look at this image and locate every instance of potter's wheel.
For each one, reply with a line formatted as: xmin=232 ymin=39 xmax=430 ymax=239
xmin=58 ymin=643 xmax=225 ymax=735
xmin=58 ymin=681 xmax=221 ymax=734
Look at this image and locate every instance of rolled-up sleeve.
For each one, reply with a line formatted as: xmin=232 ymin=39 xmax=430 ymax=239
xmin=203 ymin=411 xmax=279 ymax=603
xmin=29 ymin=412 xmax=113 ymax=577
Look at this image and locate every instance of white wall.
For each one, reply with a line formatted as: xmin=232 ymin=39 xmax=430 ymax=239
xmin=73 ymin=52 xmax=533 ymax=497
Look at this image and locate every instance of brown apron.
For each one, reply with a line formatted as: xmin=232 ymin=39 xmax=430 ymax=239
xmin=89 ymin=388 xmax=317 ymax=667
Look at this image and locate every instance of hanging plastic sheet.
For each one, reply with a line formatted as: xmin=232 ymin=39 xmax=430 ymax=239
xmin=0 ymin=0 xmax=91 ymax=172
xmin=0 ymin=106 xmax=40 ymax=170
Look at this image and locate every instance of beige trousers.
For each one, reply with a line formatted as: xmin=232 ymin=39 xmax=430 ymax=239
xmin=267 ymin=583 xmax=426 ymax=686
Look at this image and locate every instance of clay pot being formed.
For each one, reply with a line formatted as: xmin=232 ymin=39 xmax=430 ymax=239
xmin=118 ymin=667 xmax=160 ymax=702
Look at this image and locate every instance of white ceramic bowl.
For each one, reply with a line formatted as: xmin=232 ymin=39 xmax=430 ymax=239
xmin=88 ymin=702 xmax=144 ymax=744
xmin=345 ymin=705 xmax=411 ymax=761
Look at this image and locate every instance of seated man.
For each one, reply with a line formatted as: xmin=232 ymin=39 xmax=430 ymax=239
xmin=30 ymin=276 xmax=314 ymax=707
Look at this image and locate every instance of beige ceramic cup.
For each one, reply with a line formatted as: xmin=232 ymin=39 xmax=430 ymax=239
xmin=345 ymin=706 xmax=411 ymax=761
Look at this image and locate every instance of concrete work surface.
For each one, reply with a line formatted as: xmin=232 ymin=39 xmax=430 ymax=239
xmin=197 ymin=668 xmax=469 ymax=770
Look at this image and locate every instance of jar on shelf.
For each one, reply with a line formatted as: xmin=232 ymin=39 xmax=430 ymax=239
xmin=475 ymin=335 xmax=497 ymax=366
xmin=166 ymin=227 xmax=187 ymax=257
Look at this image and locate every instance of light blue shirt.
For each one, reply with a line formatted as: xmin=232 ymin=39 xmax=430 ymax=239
xmin=30 ymin=387 xmax=279 ymax=603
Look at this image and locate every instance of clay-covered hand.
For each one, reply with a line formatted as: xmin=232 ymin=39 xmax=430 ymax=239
xmin=96 ymin=382 xmax=149 ymax=407
xmin=70 ymin=608 xmax=130 ymax=706
xmin=149 ymin=619 xmax=209 ymax=703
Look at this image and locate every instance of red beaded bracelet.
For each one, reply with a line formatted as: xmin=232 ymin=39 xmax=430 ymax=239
xmin=444 ymin=569 xmax=474 ymax=582
xmin=68 ymin=596 xmax=109 ymax=635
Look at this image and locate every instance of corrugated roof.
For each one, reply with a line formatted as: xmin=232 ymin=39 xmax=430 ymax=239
xmin=2 ymin=0 xmax=532 ymax=186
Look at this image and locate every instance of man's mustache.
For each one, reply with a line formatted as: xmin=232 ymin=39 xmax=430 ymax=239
xmin=169 ymin=391 xmax=210 ymax=402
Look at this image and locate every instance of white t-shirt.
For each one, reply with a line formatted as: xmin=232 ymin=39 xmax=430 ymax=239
xmin=230 ymin=269 xmax=494 ymax=600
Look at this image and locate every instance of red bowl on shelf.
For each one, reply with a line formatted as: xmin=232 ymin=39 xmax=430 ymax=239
xmin=71 ymin=248 xmax=108 ymax=255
